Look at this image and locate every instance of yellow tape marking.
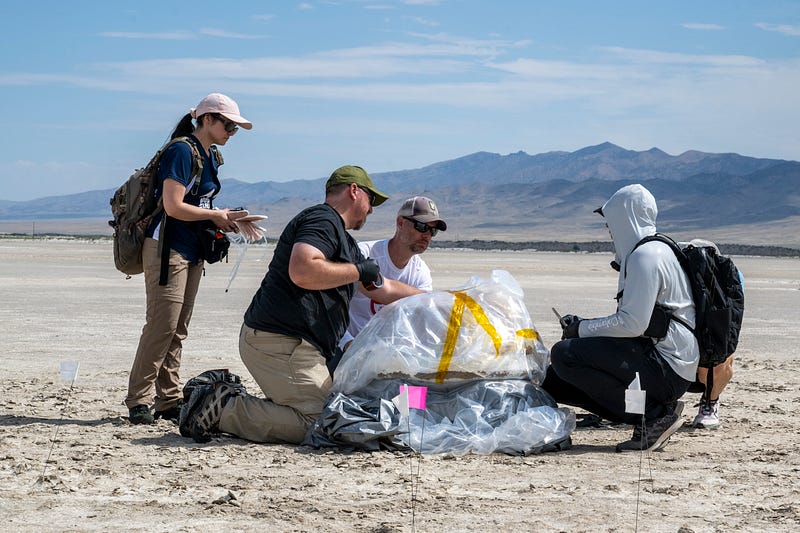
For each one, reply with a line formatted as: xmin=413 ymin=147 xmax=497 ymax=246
xmin=515 ymin=328 xmax=540 ymax=341
xmin=436 ymin=291 xmax=508 ymax=383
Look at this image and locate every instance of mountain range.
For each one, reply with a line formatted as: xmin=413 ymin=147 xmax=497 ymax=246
xmin=2 ymin=142 xmax=798 ymax=247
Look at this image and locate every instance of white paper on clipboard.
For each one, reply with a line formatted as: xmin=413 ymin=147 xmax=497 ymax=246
xmin=237 ymin=214 xmax=268 ymax=222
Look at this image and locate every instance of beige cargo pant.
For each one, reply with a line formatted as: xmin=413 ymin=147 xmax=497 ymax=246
xmin=125 ymin=238 xmax=203 ymax=411
xmin=218 ymin=326 xmax=332 ymax=444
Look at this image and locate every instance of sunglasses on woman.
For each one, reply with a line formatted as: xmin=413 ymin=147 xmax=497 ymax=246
xmin=213 ymin=114 xmax=239 ymax=134
xmin=403 ymin=217 xmax=438 ymax=237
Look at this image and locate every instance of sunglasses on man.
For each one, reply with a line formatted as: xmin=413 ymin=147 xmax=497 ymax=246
xmin=213 ymin=114 xmax=239 ymax=134
xmin=358 ymin=186 xmax=377 ymax=207
xmin=403 ymin=217 xmax=438 ymax=237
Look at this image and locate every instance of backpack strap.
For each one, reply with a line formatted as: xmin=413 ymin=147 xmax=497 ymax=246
xmin=628 ymin=233 xmax=698 ymax=337
xmin=177 ymin=136 xmax=206 ymax=196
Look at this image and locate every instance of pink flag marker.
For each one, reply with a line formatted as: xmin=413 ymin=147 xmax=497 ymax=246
xmin=400 ymin=385 xmax=428 ymax=410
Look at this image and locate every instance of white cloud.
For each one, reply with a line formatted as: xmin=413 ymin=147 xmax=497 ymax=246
xmin=199 ymin=28 xmax=267 ymax=40
xmin=488 ymin=58 xmax=622 ymax=80
xmin=755 ymin=22 xmax=800 ymax=36
xmin=410 ymin=32 xmax=529 ymax=54
xmin=681 ymin=23 xmax=725 ymax=31
xmin=3 ymin=38 xmax=798 ymax=124
xmin=601 ymin=46 xmax=764 ymax=67
xmin=100 ymin=31 xmax=195 ymax=40
xmin=252 ymin=14 xmax=276 ymax=22
xmin=86 ymin=55 xmax=469 ymax=83
xmin=405 ymin=16 xmax=439 ymax=27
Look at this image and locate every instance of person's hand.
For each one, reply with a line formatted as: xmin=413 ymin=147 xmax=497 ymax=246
xmin=212 ymin=209 xmax=238 ymax=233
xmin=560 ymin=314 xmax=582 ymax=339
xmin=355 ymin=258 xmax=380 ymax=284
xmin=233 ymin=219 xmax=265 ymax=242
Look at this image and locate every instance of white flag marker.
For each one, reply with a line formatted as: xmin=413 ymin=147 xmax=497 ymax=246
xmin=625 ymin=371 xmax=646 ymax=415
xmin=392 ymin=384 xmax=410 ymax=417
xmin=59 ymin=361 xmax=80 ymax=383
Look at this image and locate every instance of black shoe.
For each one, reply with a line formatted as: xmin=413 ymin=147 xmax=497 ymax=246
xmin=129 ymin=404 xmax=154 ymax=425
xmin=153 ymin=400 xmax=183 ymax=423
xmin=616 ymin=401 xmax=684 ymax=452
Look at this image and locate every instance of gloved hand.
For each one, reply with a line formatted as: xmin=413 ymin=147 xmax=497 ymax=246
xmin=560 ymin=314 xmax=582 ymax=339
xmin=355 ymin=258 xmax=381 ymax=285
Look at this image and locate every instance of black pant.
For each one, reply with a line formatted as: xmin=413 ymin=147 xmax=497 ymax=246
xmin=541 ymin=337 xmax=691 ymax=425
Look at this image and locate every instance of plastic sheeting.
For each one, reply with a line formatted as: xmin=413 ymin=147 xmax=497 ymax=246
xmin=304 ymin=379 xmax=574 ymax=455
xmin=332 ymin=270 xmax=550 ymax=395
xmin=304 ymin=270 xmax=575 ymax=455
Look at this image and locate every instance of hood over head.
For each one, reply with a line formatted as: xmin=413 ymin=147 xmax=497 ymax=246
xmin=597 ymin=184 xmax=658 ymax=274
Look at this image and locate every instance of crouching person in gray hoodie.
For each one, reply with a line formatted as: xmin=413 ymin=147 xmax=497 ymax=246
xmin=542 ymin=183 xmax=698 ymax=452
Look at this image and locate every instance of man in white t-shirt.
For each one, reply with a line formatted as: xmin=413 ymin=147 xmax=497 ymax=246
xmin=339 ymin=196 xmax=447 ymax=351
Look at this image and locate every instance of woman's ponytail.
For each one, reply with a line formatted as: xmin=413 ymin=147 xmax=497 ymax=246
xmin=170 ymin=113 xmax=195 ymax=139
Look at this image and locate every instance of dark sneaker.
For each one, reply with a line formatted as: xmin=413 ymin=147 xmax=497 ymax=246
xmin=154 ymin=399 xmax=184 ymax=423
xmin=129 ymin=404 xmax=154 ymax=425
xmin=616 ymin=424 xmax=644 ymax=452
xmin=616 ymin=401 xmax=684 ymax=452
xmin=179 ymin=382 xmax=240 ymax=443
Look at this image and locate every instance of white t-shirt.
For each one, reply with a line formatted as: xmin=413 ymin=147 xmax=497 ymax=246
xmin=345 ymin=238 xmax=433 ymax=340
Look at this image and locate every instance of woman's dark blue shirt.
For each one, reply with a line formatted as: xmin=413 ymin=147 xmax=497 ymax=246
xmin=146 ymin=135 xmax=220 ymax=262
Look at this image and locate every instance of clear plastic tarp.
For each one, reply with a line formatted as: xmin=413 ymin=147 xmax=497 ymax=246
xmin=332 ymin=269 xmax=550 ymax=394
xmin=304 ymin=270 xmax=575 ymax=455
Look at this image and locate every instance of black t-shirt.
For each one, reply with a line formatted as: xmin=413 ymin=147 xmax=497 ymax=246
xmin=243 ymin=203 xmax=365 ymax=360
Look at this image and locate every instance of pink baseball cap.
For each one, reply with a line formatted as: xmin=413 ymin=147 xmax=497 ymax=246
xmin=190 ymin=93 xmax=253 ymax=130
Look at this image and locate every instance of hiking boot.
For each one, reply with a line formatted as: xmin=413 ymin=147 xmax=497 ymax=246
xmin=616 ymin=401 xmax=684 ymax=452
xmin=692 ymin=399 xmax=720 ymax=429
xmin=128 ymin=404 xmax=154 ymax=425
xmin=178 ymin=382 xmax=238 ymax=443
xmin=153 ymin=399 xmax=184 ymax=423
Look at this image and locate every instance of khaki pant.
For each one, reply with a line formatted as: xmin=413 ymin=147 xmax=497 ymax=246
xmin=125 ymin=238 xmax=203 ymax=411
xmin=218 ymin=326 xmax=332 ymax=444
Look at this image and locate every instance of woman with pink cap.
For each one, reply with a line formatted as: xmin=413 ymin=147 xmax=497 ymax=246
xmin=125 ymin=93 xmax=253 ymax=425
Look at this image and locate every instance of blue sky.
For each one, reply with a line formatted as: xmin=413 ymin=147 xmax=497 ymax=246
xmin=2 ymin=0 xmax=798 ymax=201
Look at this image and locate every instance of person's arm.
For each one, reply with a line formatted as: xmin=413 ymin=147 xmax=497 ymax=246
xmin=288 ymin=242 xmax=360 ymax=290
xmin=338 ymin=330 xmax=355 ymax=352
xmin=580 ymin=246 xmax=661 ymax=337
xmin=356 ymin=277 xmax=423 ymax=304
xmin=161 ymin=179 xmax=243 ymax=232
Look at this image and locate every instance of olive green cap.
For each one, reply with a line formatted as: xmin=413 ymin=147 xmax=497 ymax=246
xmin=325 ymin=165 xmax=389 ymax=206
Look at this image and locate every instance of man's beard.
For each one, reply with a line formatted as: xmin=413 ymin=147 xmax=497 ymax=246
xmin=410 ymin=241 xmax=428 ymax=254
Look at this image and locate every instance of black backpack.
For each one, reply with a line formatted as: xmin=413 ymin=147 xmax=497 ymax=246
xmin=633 ymin=234 xmax=745 ymax=368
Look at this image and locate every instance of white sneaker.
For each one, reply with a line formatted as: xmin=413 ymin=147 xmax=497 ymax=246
xmin=692 ymin=400 xmax=719 ymax=429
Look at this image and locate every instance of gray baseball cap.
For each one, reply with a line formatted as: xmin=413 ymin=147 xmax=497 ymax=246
xmin=397 ymin=196 xmax=447 ymax=231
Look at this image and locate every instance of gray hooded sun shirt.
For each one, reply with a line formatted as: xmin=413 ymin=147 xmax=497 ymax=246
xmin=579 ymin=184 xmax=700 ymax=382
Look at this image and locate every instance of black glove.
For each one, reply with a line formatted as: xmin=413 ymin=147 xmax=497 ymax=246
xmin=560 ymin=314 xmax=582 ymax=339
xmin=355 ymin=257 xmax=381 ymax=284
